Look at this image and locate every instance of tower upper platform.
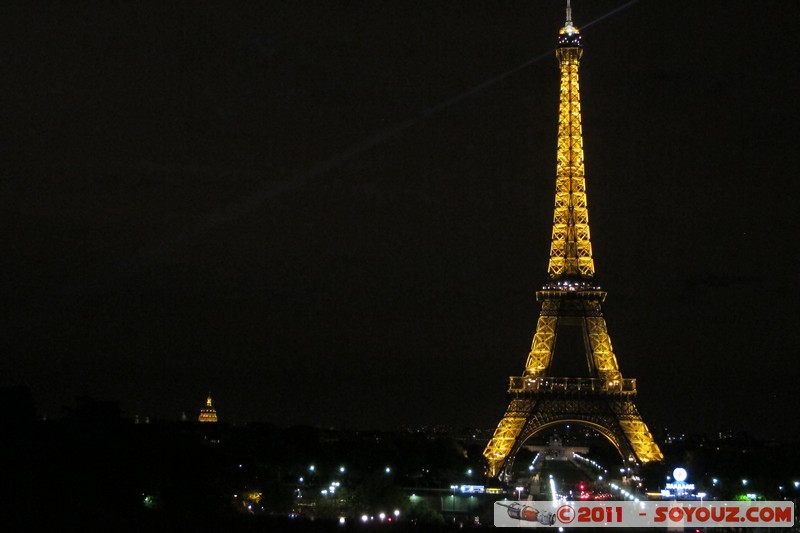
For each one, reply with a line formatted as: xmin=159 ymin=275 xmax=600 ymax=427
xmin=557 ymin=22 xmax=582 ymax=49
xmin=557 ymin=0 xmax=582 ymax=49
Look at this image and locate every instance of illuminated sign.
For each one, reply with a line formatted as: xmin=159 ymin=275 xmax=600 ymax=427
xmin=665 ymin=482 xmax=696 ymax=490
xmin=664 ymin=467 xmax=694 ymax=492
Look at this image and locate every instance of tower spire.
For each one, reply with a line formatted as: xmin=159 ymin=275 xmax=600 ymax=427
xmin=565 ymin=0 xmax=573 ymax=30
xmin=551 ymin=0 xmax=590 ymax=283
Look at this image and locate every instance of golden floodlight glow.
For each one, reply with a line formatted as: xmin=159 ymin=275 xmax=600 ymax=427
xmin=198 ymin=393 xmax=218 ymax=423
xmin=483 ymin=4 xmax=662 ymax=479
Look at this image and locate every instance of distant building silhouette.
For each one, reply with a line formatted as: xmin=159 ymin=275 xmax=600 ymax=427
xmin=198 ymin=393 xmax=218 ymax=423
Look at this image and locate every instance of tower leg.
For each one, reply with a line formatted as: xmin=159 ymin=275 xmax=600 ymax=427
xmin=483 ymin=399 xmax=535 ymax=478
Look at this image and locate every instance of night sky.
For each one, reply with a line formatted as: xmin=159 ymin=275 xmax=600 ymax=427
xmin=3 ymin=1 xmax=799 ymax=440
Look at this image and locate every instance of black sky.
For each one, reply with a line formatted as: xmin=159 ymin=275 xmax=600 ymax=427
xmin=2 ymin=1 xmax=799 ymax=440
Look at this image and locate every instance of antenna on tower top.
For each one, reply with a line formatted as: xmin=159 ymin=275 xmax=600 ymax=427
xmin=564 ymin=0 xmax=576 ymax=35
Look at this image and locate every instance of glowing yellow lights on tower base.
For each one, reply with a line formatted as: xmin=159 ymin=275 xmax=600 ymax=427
xmin=198 ymin=393 xmax=218 ymax=423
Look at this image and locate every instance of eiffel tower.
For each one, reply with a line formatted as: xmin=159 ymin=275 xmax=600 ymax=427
xmin=483 ymin=2 xmax=663 ymax=479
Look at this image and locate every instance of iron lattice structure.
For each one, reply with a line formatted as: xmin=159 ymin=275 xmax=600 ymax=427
xmin=483 ymin=8 xmax=663 ymax=479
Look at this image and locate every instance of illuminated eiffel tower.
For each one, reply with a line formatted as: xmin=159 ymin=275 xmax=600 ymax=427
xmin=483 ymin=2 xmax=663 ymax=479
